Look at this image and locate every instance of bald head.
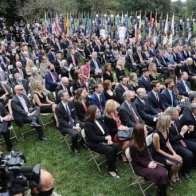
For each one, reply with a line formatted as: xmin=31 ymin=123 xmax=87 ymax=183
xmin=61 ymin=77 xmax=69 ymax=87
xmin=14 ymin=85 xmax=24 ymax=95
xmin=16 ymin=61 xmax=22 ymax=68
xmin=39 ymin=169 xmax=54 ymax=191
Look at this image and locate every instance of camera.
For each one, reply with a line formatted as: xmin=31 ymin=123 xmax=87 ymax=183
xmin=0 ymin=151 xmax=41 ymax=196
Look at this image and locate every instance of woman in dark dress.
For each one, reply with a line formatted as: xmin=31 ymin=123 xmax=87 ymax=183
xmin=103 ymin=80 xmax=116 ymax=101
xmin=103 ymin=63 xmax=114 ymax=83
xmin=84 ymin=105 xmax=119 ymax=178
xmin=74 ymin=88 xmax=90 ymax=122
xmin=128 ymin=72 xmax=139 ymax=92
xmin=33 ymin=82 xmax=58 ymax=127
xmin=130 ymin=124 xmax=168 ymax=196
xmin=115 ymin=59 xmax=126 ymax=82
xmin=152 ymin=114 xmax=182 ymax=183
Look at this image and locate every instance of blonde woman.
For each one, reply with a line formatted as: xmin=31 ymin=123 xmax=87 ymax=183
xmin=128 ymin=72 xmax=139 ymax=91
xmin=33 ymin=82 xmax=58 ymax=127
xmin=26 ymin=59 xmax=36 ymax=77
xmin=104 ymin=99 xmax=130 ymax=162
xmin=152 ymin=114 xmax=182 ymax=183
xmin=115 ymin=57 xmax=126 ymax=82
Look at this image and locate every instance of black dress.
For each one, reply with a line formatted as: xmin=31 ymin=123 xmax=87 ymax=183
xmin=103 ymin=91 xmax=117 ymax=101
xmin=34 ymin=92 xmax=52 ymax=113
xmin=115 ymin=68 xmax=126 ymax=82
xmin=151 ymin=131 xmax=179 ymax=166
xmin=0 ymin=84 xmax=8 ymax=106
xmin=103 ymin=72 xmax=114 ymax=82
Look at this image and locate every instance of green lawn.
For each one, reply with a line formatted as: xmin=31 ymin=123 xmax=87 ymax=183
xmin=1 ymin=119 xmax=196 ymax=196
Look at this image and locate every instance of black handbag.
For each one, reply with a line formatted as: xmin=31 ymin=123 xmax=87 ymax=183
xmin=117 ymin=128 xmax=133 ymax=141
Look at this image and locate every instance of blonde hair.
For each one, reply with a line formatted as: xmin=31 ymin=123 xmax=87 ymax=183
xmin=104 ymin=99 xmax=119 ymax=117
xmin=148 ymin=63 xmax=157 ymax=78
xmin=34 ymin=82 xmax=43 ymax=92
xmin=129 ymin=72 xmax=138 ymax=86
xmin=156 ymin=114 xmax=171 ymax=132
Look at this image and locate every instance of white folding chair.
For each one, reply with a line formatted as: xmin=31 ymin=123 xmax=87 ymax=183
xmin=125 ymin=147 xmax=154 ymax=196
xmin=60 ymin=132 xmax=72 ymax=152
xmin=81 ymin=129 xmax=106 ymax=173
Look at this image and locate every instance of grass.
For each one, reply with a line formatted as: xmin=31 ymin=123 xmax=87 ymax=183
xmin=1 ymin=117 xmax=196 ymax=196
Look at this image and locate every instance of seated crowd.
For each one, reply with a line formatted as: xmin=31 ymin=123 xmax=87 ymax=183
xmin=1 ymin=23 xmax=196 ymax=196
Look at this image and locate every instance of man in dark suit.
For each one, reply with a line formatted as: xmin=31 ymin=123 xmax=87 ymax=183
xmin=12 ymin=72 xmax=31 ymax=97
xmin=165 ymin=107 xmax=196 ymax=180
xmin=125 ymin=49 xmax=137 ymax=71
xmin=177 ymin=72 xmax=192 ymax=97
xmin=134 ymin=88 xmax=158 ymax=126
xmin=0 ymin=103 xmax=14 ymax=151
xmin=11 ymin=85 xmax=47 ymax=141
xmin=115 ymin=76 xmax=132 ymax=104
xmin=176 ymin=46 xmax=185 ymax=64
xmin=104 ymin=44 xmax=115 ymax=67
xmin=161 ymin=78 xmax=178 ymax=110
xmin=148 ymin=80 xmax=163 ymax=113
xmin=119 ymin=90 xmax=144 ymax=128
xmin=55 ymin=77 xmax=74 ymax=103
xmin=12 ymin=61 xmax=28 ymax=80
xmin=180 ymin=103 xmax=196 ymax=140
xmin=47 ymin=47 xmax=57 ymax=65
xmin=133 ymin=46 xmax=147 ymax=65
xmin=90 ymin=83 xmax=106 ymax=116
xmin=55 ymin=90 xmax=83 ymax=155
xmin=89 ymin=52 xmax=102 ymax=77
xmin=138 ymin=68 xmax=152 ymax=93
xmin=45 ymin=64 xmax=60 ymax=92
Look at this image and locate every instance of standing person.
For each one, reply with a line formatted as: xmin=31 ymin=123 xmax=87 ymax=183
xmin=84 ymin=105 xmax=119 ymax=178
xmin=130 ymin=124 xmax=168 ymax=196
xmin=80 ymin=59 xmax=90 ymax=88
xmin=152 ymin=114 xmax=182 ymax=183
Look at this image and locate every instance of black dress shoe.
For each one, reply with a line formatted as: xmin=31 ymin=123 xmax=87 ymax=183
xmin=30 ymin=122 xmax=41 ymax=127
xmin=40 ymin=136 xmax=49 ymax=141
xmin=72 ymin=148 xmax=80 ymax=155
xmin=183 ymin=172 xmax=192 ymax=180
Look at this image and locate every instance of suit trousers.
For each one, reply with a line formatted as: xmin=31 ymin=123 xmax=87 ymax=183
xmin=87 ymin=142 xmax=119 ymax=172
xmin=61 ymin=127 xmax=79 ymax=150
xmin=1 ymin=130 xmax=13 ymax=151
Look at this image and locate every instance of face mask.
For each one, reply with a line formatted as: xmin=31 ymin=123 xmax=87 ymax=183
xmin=31 ymin=188 xmax=54 ymax=196
xmin=18 ymin=77 xmax=23 ymax=82
xmin=131 ymin=97 xmax=135 ymax=102
xmin=51 ymin=69 xmax=55 ymax=72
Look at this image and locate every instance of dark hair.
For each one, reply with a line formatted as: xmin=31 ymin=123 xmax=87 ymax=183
xmin=151 ymin=80 xmax=159 ymax=89
xmin=119 ymin=75 xmax=127 ymax=82
xmin=73 ymin=69 xmax=80 ymax=80
xmin=141 ymin=68 xmax=148 ymax=73
xmin=165 ymin=78 xmax=174 ymax=88
xmin=85 ymin=105 xmax=97 ymax=122
xmin=75 ymin=88 xmax=84 ymax=102
xmin=58 ymin=90 xmax=67 ymax=99
xmin=132 ymin=124 xmax=146 ymax=151
xmin=103 ymin=80 xmax=111 ymax=91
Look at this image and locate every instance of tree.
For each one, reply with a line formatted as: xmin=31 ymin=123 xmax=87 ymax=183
xmin=187 ymin=0 xmax=196 ymax=18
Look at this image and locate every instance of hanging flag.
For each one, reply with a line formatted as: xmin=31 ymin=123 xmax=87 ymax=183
xmin=168 ymin=13 xmax=175 ymax=45
xmin=163 ymin=13 xmax=168 ymax=45
xmin=153 ymin=12 xmax=158 ymax=45
xmin=66 ymin=13 xmax=70 ymax=36
xmin=148 ymin=12 xmax=152 ymax=38
xmin=159 ymin=13 xmax=163 ymax=33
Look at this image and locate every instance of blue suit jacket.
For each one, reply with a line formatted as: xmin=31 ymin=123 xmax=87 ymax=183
xmin=90 ymin=93 xmax=106 ymax=114
xmin=176 ymin=80 xmax=191 ymax=97
xmin=138 ymin=76 xmax=152 ymax=93
xmin=45 ymin=71 xmax=59 ymax=92
xmin=161 ymin=89 xmax=177 ymax=110
xmin=147 ymin=91 xmax=163 ymax=112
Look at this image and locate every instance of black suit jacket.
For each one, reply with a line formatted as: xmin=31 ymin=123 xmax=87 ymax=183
xmin=134 ymin=98 xmax=158 ymax=125
xmin=104 ymin=116 xmax=118 ymax=137
xmin=169 ymin=120 xmax=183 ymax=145
xmin=67 ymin=55 xmax=79 ymax=66
xmin=11 ymin=95 xmax=31 ymax=120
xmin=115 ymin=84 xmax=132 ymax=104
xmin=84 ymin=121 xmax=109 ymax=145
xmin=119 ymin=101 xmax=144 ymax=128
xmin=180 ymin=108 xmax=196 ymax=130
xmin=55 ymin=84 xmax=73 ymax=103
xmin=133 ymin=52 xmax=147 ymax=64
xmin=12 ymin=79 xmax=31 ymax=95
xmin=12 ymin=67 xmax=28 ymax=79
xmin=55 ymin=101 xmax=79 ymax=130
xmin=0 ymin=102 xmax=8 ymax=133
xmin=161 ymin=89 xmax=177 ymax=110
xmin=90 ymin=59 xmax=101 ymax=72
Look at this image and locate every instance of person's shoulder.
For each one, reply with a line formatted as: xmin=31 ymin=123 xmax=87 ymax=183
xmin=52 ymin=192 xmax=62 ymax=196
